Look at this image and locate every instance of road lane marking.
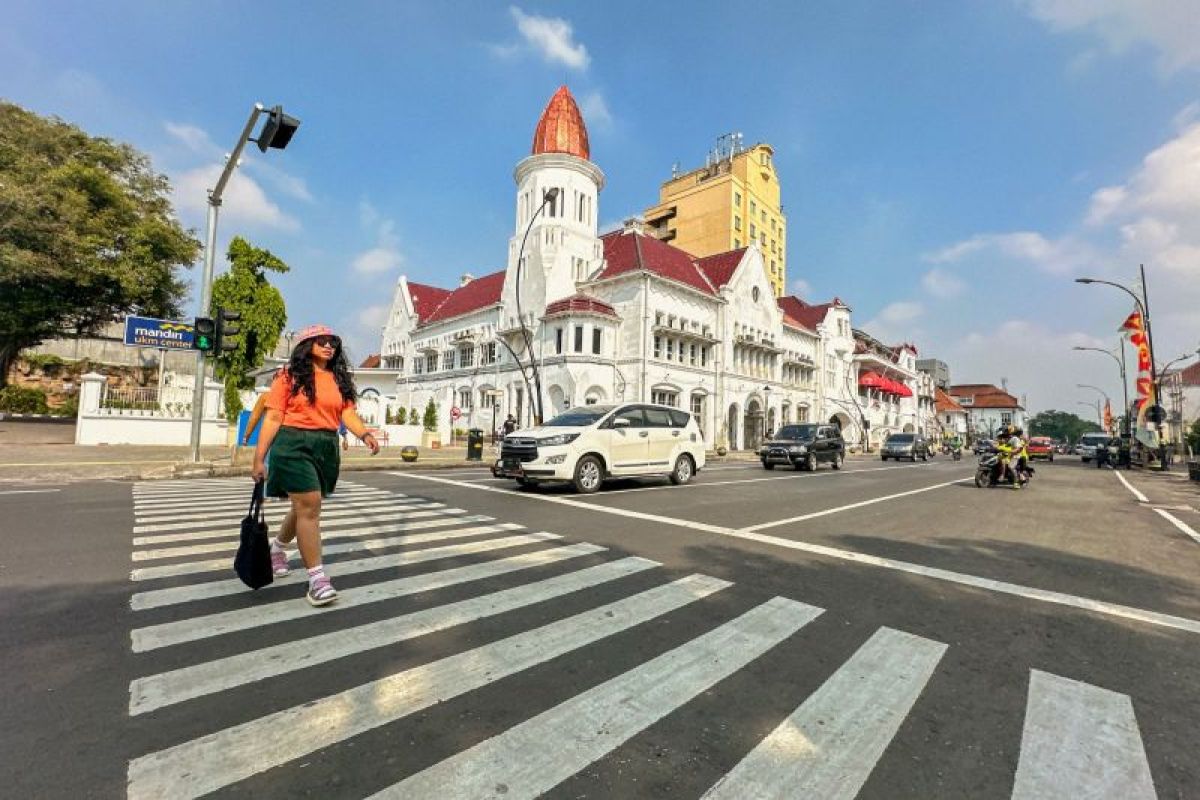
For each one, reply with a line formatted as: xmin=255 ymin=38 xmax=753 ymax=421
xmin=129 ymin=556 xmax=660 ymax=714
xmin=131 ymin=489 xmax=394 ymax=514
xmin=132 ymin=485 xmax=386 ymax=504
xmin=574 ymin=463 xmax=938 ymax=498
xmin=1011 ymin=670 xmax=1156 ymax=800
xmin=392 ymin=472 xmax=1200 ymax=636
xmin=132 ymin=499 xmax=441 ymax=534
xmin=743 ymin=479 xmax=968 ymax=532
xmin=0 ymin=488 xmax=62 ymax=495
xmin=1152 ymin=508 xmax=1200 ymax=545
xmin=701 ymin=627 xmax=946 ymax=799
xmin=129 ymin=516 xmax=498 ymax=581
xmin=130 ymin=524 xmax=528 ymax=610
xmin=131 ymin=509 xmax=468 ymax=560
xmin=1115 ymin=471 xmax=1149 ymax=503
xmin=375 ymin=596 xmax=822 ymax=800
xmin=131 ymin=538 xmax=587 ymax=652
xmin=124 ymin=573 xmax=729 ymax=800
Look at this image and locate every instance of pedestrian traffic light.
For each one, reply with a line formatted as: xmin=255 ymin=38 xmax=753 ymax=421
xmin=192 ymin=317 xmax=215 ymax=352
xmin=214 ymin=308 xmax=241 ymax=354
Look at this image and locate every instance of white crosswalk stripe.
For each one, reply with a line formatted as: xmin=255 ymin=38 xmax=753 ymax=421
xmin=122 ymin=479 xmax=1162 ymax=800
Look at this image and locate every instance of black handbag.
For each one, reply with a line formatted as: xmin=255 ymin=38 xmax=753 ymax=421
xmin=234 ymin=480 xmax=274 ymax=590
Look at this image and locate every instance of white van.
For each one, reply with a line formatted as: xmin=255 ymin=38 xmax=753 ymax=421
xmin=1076 ymin=432 xmax=1111 ymax=463
xmin=495 ymin=403 xmax=706 ymax=493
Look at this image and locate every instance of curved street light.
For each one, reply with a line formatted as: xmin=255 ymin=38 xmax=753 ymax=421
xmin=1072 ymin=345 xmax=1128 ymax=429
xmin=513 ymin=187 xmax=560 ymax=425
xmin=1076 ymin=400 xmax=1102 ymax=425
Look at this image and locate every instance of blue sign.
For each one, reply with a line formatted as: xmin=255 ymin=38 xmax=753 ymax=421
xmin=123 ymin=316 xmax=195 ymax=350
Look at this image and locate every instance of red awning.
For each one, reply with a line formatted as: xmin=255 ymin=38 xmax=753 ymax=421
xmin=858 ymin=371 xmax=885 ymax=388
xmin=893 ymin=381 xmax=913 ymax=397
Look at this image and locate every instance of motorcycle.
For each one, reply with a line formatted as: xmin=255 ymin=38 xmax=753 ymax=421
xmin=951 ymin=447 xmax=962 ymax=462
xmin=974 ymin=450 xmax=1033 ymax=488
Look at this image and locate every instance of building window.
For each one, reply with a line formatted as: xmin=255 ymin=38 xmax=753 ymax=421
xmin=752 ymin=286 xmax=761 ymax=303
xmin=457 ymin=388 xmax=472 ymax=410
xmin=442 ymin=351 xmax=455 ymax=371
xmin=770 ymin=260 xmax=776 ymax=274
xmin=592 ymin=327 xmax=602 ymax=355
xmin=458 ymin=346 xmax=474 ymax=368
xmin=760 ymin=210 xmax=766 ymax=223
xmin=654 ymin=335 xmax=662 ymax=359
xmin=1001 ymin=412 xmax=1013 ymax=426
xmin=573 ymin=325 xmax=584 ymax=353
xmin=691 ymin=393 xmax=704 ymax=418
xmin=701 ymin=346 xmax=709 ymax=367
xmin=425 ymin=353 xmax=437 ymax=373
xmin=750 ymin=222 xmax=757 ymax=239
xmin=797 ymin=405 xmax=809 ymax=422
xmin=689 ymin=344 xmax=697 ymax=365
xmin=734 ymin=215 xmax=742 ymax=232
xmin=545 ymin=189 xmax=557 ymax=217
xmin=770 ymin=218 xmax=776 ymax=231
xmin=482 ymin=342 xmax=497 ymax=365
xmin=652 ymin=390 xmax=679 ymax=407
xmin=413 ymin=358 xmax=424 ymax=375
xmin=666 ymin=339 xmax=675 ymax=360
xmin=734 ymin=191 xmax=742 ymax=206
xmin=734 ymin=238 xmax=741 ymax=248
xmin=555 ymin=327 xmax=563 ymax=355
xmin=750 ymin=199 xmax=756 ymax=216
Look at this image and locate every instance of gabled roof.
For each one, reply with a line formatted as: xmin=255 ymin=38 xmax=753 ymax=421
xmin=949 ymin=384 xmax=1023 ymax=409
xmin=777 ymin=296 xmax=835 ymax=330
xmin=544 ymin=293 xmax=619 ymax=319
xmin=420 ymin=270 xmax=506 ymax=325
xmin=358 ymin=354 xmax=381 ymax=368
xmin=407 ymin=282 xmax=452 ymax=321
xmin=596 ymin=230 xmax=717 ymax=295
xmin=935 ymin=388 xmax=965 ymax=414
xmin=694 ymin=248 xmax=748 ymax=289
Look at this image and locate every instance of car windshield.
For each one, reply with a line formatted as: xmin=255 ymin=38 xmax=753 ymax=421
xmin=774 ymin=424 xmax=818 ymax=440
xmin=1080 ymin=434 xmax=1109 ymax=445
xmin=887 ymin=434 xmax=915 ymax=443
xmin=543 ymin=405 xmax=616 ymax=427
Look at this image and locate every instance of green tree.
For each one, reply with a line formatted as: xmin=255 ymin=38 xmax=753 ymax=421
xmin=409 ymin=407 xmax=418 ymax=426
xmin=422 ymin=398 xmax=438 ymax=432
xmin=1186 ymin=418 xmax=1200 ymax=456
xmin=210 ymin=237 xmax=288 ymax=422
xmin=0 ymin=102 xmax=199 ymax=387
xmin=1027 ymin=409 xmax=1102 ymax=443
xmin=393 ymin=406 xmax=407 ymax=425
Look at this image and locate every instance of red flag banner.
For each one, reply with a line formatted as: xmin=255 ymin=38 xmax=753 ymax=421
xmin=1119 ymin=310 xmax=1144 ymax=334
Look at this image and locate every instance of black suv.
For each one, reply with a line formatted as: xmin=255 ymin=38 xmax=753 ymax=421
xmin=881 ymin=433 xmax=931 ymax=461
xmin=759 ymin=424 xmax=846 ymax=471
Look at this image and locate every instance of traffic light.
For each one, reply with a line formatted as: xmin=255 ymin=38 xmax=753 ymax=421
xmin=214 ymin=308 xmax=241 ymax=354
xmin=192 ymin=317 xmax=215 ymax=352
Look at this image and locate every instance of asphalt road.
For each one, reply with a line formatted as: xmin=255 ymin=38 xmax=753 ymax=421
xmin=3 ymin=455 xmax=1198 ymax=798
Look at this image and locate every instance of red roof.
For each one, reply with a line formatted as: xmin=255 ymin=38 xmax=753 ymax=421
xmin=1174 ymin=361 xmax=1200 ymax=386
xmin=694 ymin=248 xmax=748 ymax=289
xmin=407 ymin=281 xmax=452 ymax=321
xmin=358 ymin=353 xmax=381 ymax=368
xmin=777 ymin=296 xmax=835 ymax=330
xmin=949 ymin=384 xmax=1023 ymax=409
xmin=420 ymin=270 xmax=506 ymax=325
xmin=935 ymin=388 xmax=965 ymax=413
xmin=597 ymin=230 xmax=717 ymax=295
xmin=544 ymin=293 xmax=619 ymax=319
xmin=532 ymin=86 xmax=590 ymax=161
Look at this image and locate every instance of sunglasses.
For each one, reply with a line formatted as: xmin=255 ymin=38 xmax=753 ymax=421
xmin=312 ymin=336 xmax=340 ymax=348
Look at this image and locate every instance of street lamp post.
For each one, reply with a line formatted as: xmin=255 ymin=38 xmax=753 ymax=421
xmin=1075 ymin=267 xmax=1166 ymax=467
xmin=1073 ymin=344 xmax=1128 ymax=433
xmin=1077 ymin=400 xmax=1102 ymax=426
xmin=188 ymin=103 xmax=301 ymax=462
xmin=513 ymin=187 xmax=560 ymax=425
xmin=1077 ymin=384 xmax=1111 ymax=431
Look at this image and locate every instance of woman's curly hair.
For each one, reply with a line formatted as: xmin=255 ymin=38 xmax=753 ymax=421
xmin=286 ymin=337 xmax=357 ymax=405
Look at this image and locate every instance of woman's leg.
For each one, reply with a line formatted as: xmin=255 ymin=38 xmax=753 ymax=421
xmin=287 ymin=490 xmax=324 ymax=569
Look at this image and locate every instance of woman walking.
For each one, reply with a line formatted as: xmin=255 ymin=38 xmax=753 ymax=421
xmin=252 ymin=324 xmax=379 ymax=606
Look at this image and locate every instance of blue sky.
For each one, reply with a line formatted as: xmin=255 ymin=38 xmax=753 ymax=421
xmin=4 ymin=1 xmax=1199 ymax=414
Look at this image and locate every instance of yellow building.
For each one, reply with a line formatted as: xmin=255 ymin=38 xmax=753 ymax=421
xmin=644 ymin=136 xmax=787 ymax=296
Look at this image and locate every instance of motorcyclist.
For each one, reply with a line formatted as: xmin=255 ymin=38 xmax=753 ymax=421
xmin=994 ymin=425 xmax=1023 ymax=489
xmin=1012 ymin=427 xmax=1030 ymax=485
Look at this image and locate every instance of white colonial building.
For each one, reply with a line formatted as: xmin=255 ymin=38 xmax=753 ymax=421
xmin=376 ymin=86 xmax=926 ymax=450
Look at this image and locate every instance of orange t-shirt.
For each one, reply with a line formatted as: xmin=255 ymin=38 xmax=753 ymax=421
xmin=265 ymin=369 xmax=354 ymax=431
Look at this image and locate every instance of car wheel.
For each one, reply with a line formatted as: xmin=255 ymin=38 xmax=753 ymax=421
xmin=805 ymin=453 xmax=817 ymax=471
xmin=669 ymin=454 xmax=695 ymax=485
xmin=762 ymin=460 xmax=775 ymax=470
xmin=1049 ymin=455 xmax=1054 ymax=462
xmin=1081 ymin=457 xmax=1090 ymax=463
xmin=831 ymin=452 xmax=843 ymax=470
xmin=572 ymin=455 xmax=603 ymax=494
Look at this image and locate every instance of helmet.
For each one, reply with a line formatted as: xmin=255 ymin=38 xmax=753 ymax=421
xmin=1013 ymin=427 xmax=1024 ymax=437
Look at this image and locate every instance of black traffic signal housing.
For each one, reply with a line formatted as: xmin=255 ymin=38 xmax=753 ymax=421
xmin=257 ymin=106 xmax=301 ymax=153
xmin=214 ymin=308 xmax=241 ymax=354
xmin=192 ymin=317 xmax=215 ymax=352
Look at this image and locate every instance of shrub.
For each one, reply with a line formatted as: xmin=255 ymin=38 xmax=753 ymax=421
xmin=423 ymin=398 xmax=438 ymax=432
xmin=0 ymin=386 xmax=49 ymax=414
xmin=409 ymin=407 xmax=419 ymax=428
xmin=52 ymin=395 xmax=79 ymax=418
xmin=1187 ymin=419 xmax=1200 ymax=456
xmin=394 ymin=406 xmax=407 ymax=425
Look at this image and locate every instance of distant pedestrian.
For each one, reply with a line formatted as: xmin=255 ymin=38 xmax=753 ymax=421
xmin=252 ymin=325 xmax=380 ymax=606
xmin=502 ymin=414 xmax=517 ymax=437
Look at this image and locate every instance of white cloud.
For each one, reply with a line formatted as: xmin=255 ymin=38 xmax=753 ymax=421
xmin=1085 ymin=122 xmax=1200 ymax=227
xmin=352 ymin=201 xmax=404 ymax=275
xmin=789 ymin=278 xmax=813 ymax=298
xmin=1020 ymin=0 xmax=1200 ymax=74
xmin=172 ymin=163 xmax=299 ymax=232
xmin=508 ymin=7 xmax=590 ymax=69
xmin=877 ymin=301 xmax=924 ymax=324
xmin=166 ymin=121 xmax=313 ymax=203
xmin=921 ymin=268 xmax=966 ymax=299
xmin=579 ymin=91 xmax=612 ymax=127
xmin=859 ymin=301 xmax=926 ymax=347
xmin=923 ymin=231 xmax=1102 ymax=275
xmin=341 ymin=303 xmax=390 ymax=362
xmin=165 ymin=122 xmax=218 ymax=156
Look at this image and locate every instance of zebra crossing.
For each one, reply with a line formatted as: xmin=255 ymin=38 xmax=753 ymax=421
xmin=123 ymin=477 xmax=1162 ymax=799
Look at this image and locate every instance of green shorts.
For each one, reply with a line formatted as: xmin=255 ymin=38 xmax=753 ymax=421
xmin=266 ymin=426 xmax=341 ymax=498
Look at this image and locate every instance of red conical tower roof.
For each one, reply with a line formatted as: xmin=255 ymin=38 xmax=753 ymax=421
xmin=531 ymin=85 xmax=590 ymax=161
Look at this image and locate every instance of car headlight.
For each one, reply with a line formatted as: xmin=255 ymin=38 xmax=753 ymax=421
xmin=538 ymin=433 xmax=579 ymax=447
xmin=544 ymin=454 xmax=567 ymax=464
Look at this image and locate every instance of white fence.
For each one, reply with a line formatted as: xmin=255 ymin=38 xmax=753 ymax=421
xmin=98 ymin=384 xmax=204 ymax=419
xmin=76 ymin=373 xmax=229 ymax=446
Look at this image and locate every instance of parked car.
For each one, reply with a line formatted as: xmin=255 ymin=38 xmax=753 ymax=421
xmin=1027 ymin=436 xmax=1054 ymax=461
xmin=494 ymin=403 xmax=705 ymax=493
xmin=1076 ymin=432 xmax=1112 ymax=463
xmin=759 ymin=423 xmax=845 ymax=471
xmin=881 ymin=433 xmax=931 ymax=461
xmin=973 ymin=438 xmax=995 ymax=455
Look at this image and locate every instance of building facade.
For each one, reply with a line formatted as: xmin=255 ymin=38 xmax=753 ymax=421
xmin=376 ymin=86 xmax=924 ymax=451
xmin=947 ymin=383 xmax=1027 ymax=440
xmin=643 ymin=135 xmax=788 ymax=297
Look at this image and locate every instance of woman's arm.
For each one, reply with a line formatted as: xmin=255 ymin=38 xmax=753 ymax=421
xmin=341 ymin=407 xmax=380 ymax=455
xmin=252 ymin=410 xmax=284 ymax=480
xmin=243 ymin=395 xmax=268 ymax=445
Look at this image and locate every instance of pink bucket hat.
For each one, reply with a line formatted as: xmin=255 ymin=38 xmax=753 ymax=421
xmin=293 ymin=324 xmax=338 ymax=348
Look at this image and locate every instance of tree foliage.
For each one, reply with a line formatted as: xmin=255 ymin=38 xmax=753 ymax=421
xmin=0 ymin=102 xmax=199 ymax=387
xmin=1186 ymin=418 xmax=1200 ymax=456
xmin=210 ymin=236 xmax=288 ymax=422
xmin=1027 ymin=409 xmax=1102 ymax=443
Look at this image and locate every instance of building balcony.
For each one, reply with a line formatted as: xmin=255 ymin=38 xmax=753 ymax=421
xmin=653 ymin=324 xmax=719 ymax=345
